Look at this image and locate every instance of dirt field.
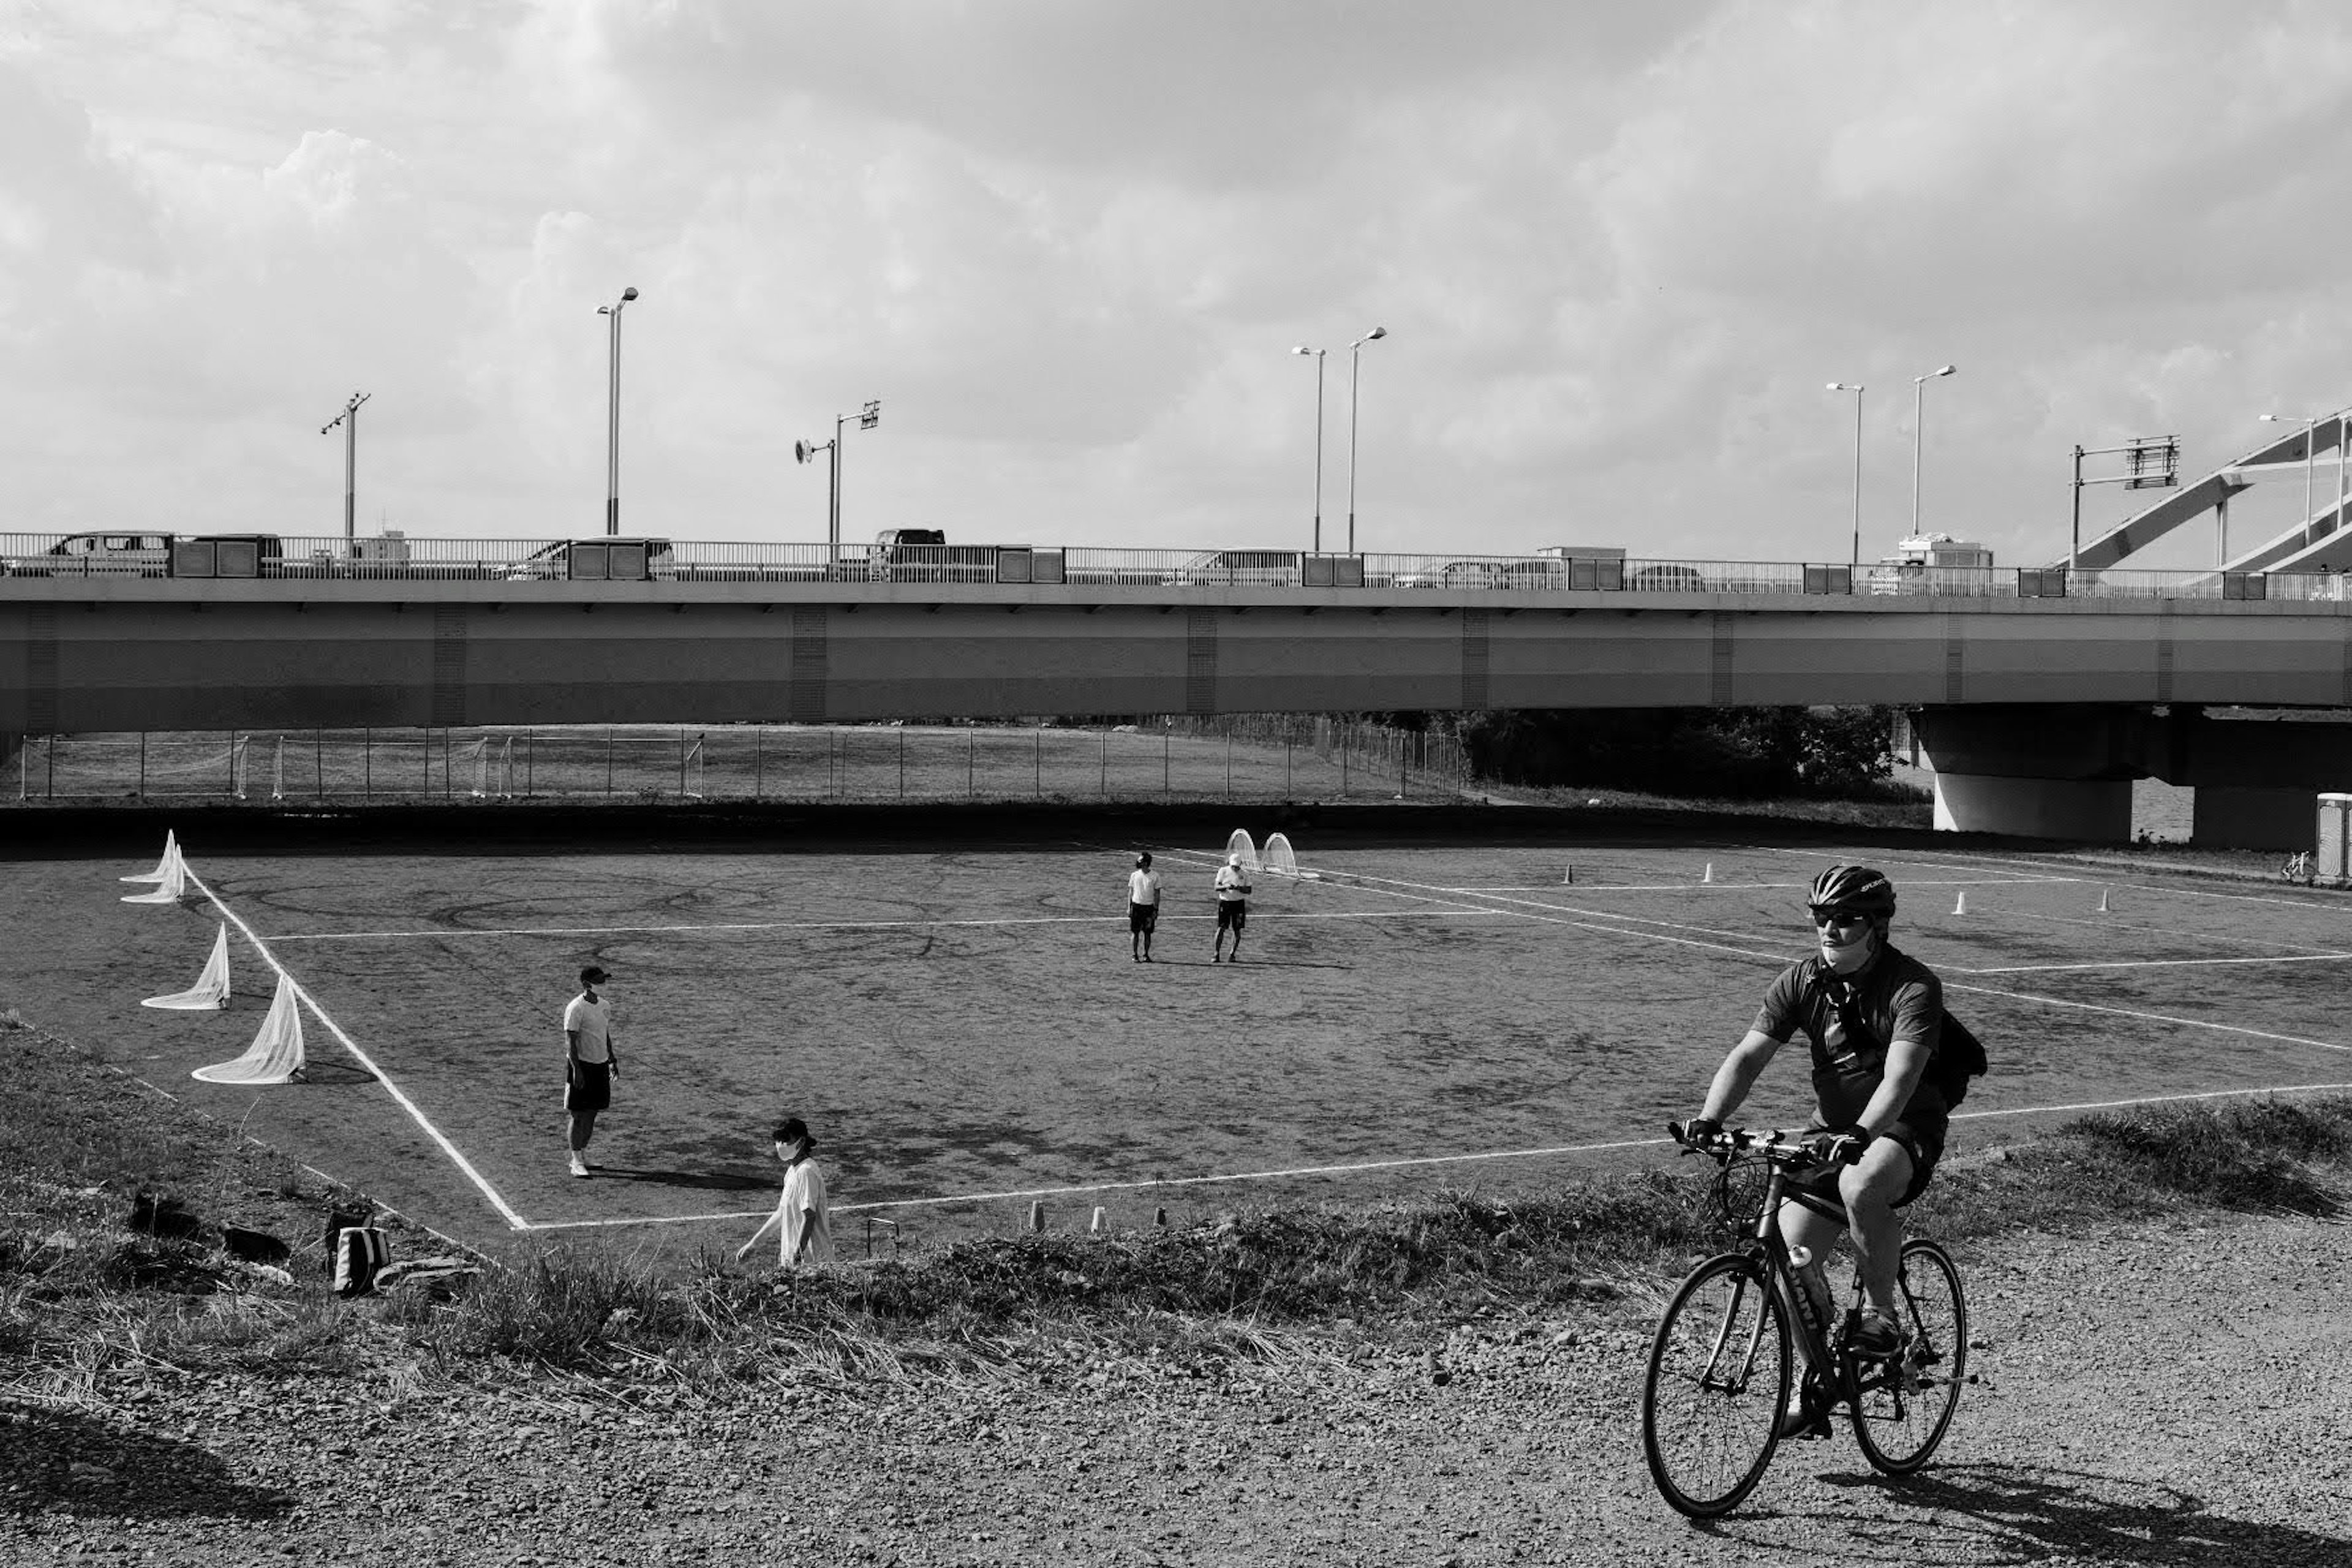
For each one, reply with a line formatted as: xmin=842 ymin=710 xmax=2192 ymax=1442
xmin=7 ymin=818 xmax=2351 ymax=1261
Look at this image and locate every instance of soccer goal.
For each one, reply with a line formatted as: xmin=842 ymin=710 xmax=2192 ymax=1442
xmin=1262 ymin=832 xmax=1298 ymax=876
xmin=1225 ymin=829 xmax=1259 ymax=870
xmin=683 ymin=733 xmax=706 ymax=799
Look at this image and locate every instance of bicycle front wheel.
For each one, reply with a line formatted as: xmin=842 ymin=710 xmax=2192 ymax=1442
xmin=1642 ymin=1253 xmax=1792 ymax=1518
xmin=1849 ymin=1237 xmax=1967 ymax=1474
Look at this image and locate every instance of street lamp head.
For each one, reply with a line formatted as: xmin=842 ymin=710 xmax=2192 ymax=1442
xmin=1923 ymin=364 xmax=1956 ymax=380
xmin=1353 ymin=326 xmax=1387 ymax=349
xmin=621 ymin=286 xmax=639 ymax=302
xmin=1292 ymin=344 xmax=1317 ymax=356
xmin=1829 ymin=382 xmax=1863 ymax=392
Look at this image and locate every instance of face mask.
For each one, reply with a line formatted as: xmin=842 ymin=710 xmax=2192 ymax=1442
xmin=1819 ymin=925 xmax=1877 ymax=974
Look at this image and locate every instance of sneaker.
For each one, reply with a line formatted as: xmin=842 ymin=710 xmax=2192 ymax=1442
xmin=568 ymin=1153 xmax=590 ymax=1178
xmin=1777 ymin=1373 xmax=1835 ymax=1440
xmin=1849 ymin=1307 xmax=1902 ymax=1359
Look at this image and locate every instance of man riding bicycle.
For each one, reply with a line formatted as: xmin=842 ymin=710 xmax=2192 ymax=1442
xmin=1681 ymin=865 xmax=1953 ymax=1438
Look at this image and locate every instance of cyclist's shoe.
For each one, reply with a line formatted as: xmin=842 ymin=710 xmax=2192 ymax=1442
xmin=1847 ymin=1306 xmax=1904 ymax=1360
xmin=1777 ymin=1374 xmax=1835 ymax=1440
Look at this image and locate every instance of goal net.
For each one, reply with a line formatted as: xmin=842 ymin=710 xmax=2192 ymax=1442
xmin=1262 ymin=832 xmax=1298 ymax=876
xmin=192 ymin=972 xmax=306 ymax=1085
xmin=684 ymin=735 xmax=705 ymax=799
xmin=1224 ymin=829 xmax=1259 ymax=870
xmin=145 ymin=923 xmax=231 ymax=1010
xmin=122 ymin=843 xmax=189 ymax=903
xmin=121 ymin=830 xmax=181 ymax=884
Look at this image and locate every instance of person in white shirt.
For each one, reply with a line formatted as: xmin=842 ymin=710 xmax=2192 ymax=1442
xmin=561 ymin=965 xmax=620 ymax=1178
xmin=1213 ymin=853 xmax=1253 ymax=963
xmin=1127 ymin=852 xmax=1163 ymax=962
xmin=737 ymin=1118 xmax=835 ymax=1267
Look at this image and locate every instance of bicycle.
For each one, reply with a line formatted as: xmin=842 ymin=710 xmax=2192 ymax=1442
xmin=2283 ymin=850 xmax=2316 ymax=886
xmin=1640 ymin=1123 xmax=1969 ymax=1519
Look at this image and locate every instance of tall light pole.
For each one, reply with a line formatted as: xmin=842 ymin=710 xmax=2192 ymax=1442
xmin=1344 ymin=326 xmax=1387 ymax=554
xmin=798 ymin=401 xmax=881 ymax=560
xmin=598 ymin=285 xmax=639 ymax=536
xmin=320 ymin=391 xmax=371 ymax=551
xmin=1292 ymin=344 xmax=1327 ymax=552
xmin=1828 ymin=382 xmax=1863 ymax=565
xmin=2260 ymin=410 xmax=2323 ymax=548
xmin=1910 ymin=364 xmax=1956 ymax=540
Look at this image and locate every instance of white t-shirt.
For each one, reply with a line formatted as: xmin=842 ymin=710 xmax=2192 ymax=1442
xmin=1215 ymin=865 xmax=1252 ymax=902
xmin=775 ymin=1159 xmax=835 ymax=1265
xmin=1128 ymin=869 xmax=1161 ymax=906
xmin=562 ymin=993 xmax=612 ymax=1063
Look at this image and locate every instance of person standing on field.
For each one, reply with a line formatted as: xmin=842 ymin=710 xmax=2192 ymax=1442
xmin=562 ymin=964 xmax=620 ymax=1178
xmin=1128 ymin=851 xmax=1163 ymax=962
xmin=737 ymin=1117 xmax=836 ymax=1267
xmin=1213 ymin=851 xmax=1253 ymax=963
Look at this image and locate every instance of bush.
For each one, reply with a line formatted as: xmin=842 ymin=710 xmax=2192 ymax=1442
xmin=1458 ymin=707 xmax=1896 ymax=798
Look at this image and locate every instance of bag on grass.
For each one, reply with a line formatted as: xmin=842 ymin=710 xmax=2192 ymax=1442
xmin=333 ymin=1226 xmax=391 ymax=1297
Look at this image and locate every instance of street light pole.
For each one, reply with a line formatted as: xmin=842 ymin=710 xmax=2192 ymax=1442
xmin=831 ymin=399 xmax=881 ymax=556
xmin=1910 ymin=364 xmax=1956 ymax=540
xmin=1293 ymin=345 xmax=1327 ymax=552
xmin=598 ymin=285 xmax=639 ymax=537
xmin=1344 ymin=327 xmax=1386 ymax=555
xmin=1828 ymin=383 xmax=1863 ymax=565
xmin=320 ymin=391 xmax=371 ymax=551
xmin=2263 ymin=410 xmax=2325 ymax=548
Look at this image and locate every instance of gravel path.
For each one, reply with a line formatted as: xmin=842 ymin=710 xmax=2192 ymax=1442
xmin=6 ymin=1210 xmax=2349 ymax=1566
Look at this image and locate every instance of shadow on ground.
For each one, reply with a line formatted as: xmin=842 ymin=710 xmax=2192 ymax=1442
xmin=0 ymin=1401 xmax=293 ymax=1523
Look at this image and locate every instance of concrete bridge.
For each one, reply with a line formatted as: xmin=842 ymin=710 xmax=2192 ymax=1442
xmin=6 ymin=571 xmax=2352 ymax=845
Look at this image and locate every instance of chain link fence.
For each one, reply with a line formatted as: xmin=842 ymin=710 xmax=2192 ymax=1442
xmin=2 ymin=718 xmax=1473 ymax=809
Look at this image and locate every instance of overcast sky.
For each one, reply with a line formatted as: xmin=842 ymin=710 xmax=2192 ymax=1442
xmin=7 ymin=1 xmax=2351 ymax=567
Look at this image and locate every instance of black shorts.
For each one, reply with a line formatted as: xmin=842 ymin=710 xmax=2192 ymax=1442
xmin=1791 ymin=1114 xmax=1945 ymax=1210
xmin=565 ymin=1058 xmax=611 ymax=1114
xmin=1215 ymin=900 xmax=1248 ymax=932
xmin=1129 ymin=902 xmax=1159 ymax=933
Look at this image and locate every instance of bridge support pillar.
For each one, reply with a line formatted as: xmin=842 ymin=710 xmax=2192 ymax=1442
xmin=1929 ymin=772 xmax=2133 ymax=841
xmin=2191 ymin=786 xmax=2314 ymax=852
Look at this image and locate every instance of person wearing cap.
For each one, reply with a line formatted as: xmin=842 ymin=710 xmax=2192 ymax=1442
xmin=1678 ymin=864 xmax=1951 ymax=1440
xmin=1127 ymin=852 xmax=1163 ymax=962
xmin=562 ymin=963 xmax=622 ymax=1178
xmin=1212 ymin=851 xmax=1253 ymax=963
xmin=736 ymin=1117 xmax=836 ymax=1267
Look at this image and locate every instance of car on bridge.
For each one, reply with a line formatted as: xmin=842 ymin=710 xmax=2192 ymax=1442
xmin=505 ymin=538 xmax=679 ymax=582
xmin=1627 ymin=564 xmax=1709 ymax=592
xmin=10 ymin=532 xmax=175 ymax=578
xmin=1161 ymin=549 xmax=1303 ymax=587
xmin=1392 ymin=559 xmax=1508 ymax=590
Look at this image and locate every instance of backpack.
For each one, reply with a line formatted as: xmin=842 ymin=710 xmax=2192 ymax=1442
xmin=1929 ymin=1008 xmax=1988 ymax=1108
xmin=1811 ymin=963 xmax=1987 ymax=1109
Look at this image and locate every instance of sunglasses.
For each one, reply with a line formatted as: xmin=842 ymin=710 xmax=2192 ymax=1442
xmin=1809 ymin=906 xmax=1871 ymax=929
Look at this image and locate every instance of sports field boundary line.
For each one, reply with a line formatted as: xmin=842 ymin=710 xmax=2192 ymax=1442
xmin=265 ymin=909 xmax=1516 ymax=943
xmin=181 ymin=864 xmax=533 ymax=1231
xmin=517 ymin=1080 xmax=2352 ymax=1234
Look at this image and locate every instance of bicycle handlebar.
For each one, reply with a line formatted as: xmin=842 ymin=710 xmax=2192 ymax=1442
xmin=1667 ymin=1121 xmax=1864 ymax=1169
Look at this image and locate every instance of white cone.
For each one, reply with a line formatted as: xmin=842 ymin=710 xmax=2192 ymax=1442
xmin=192 ymin=972 xmax=305 ymax=1085
xmin=121 ymin=831 xmax=182 ymax=884
xmin=145 ymin=924 xmax=230 ymax=1010
xmin=122 ymin=846 xmax=187 ymax=904
xmin=1954 ymin=891 xmax=1967 ymax=915
xmin=1702 ymin=862 xmax=1715 ymax=884
xmin=2098 ymin=887 xmax=2111 ymax=913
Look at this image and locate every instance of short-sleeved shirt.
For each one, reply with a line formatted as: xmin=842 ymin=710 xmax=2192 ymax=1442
xmin=775 ymin=1159 xmax=835 ymax=1265
xmin=1129 ymin=869 xmax=1161 ymax=906
xmin=1751 ymin=944 xmax=1948 ymax=1129
xmin=1214 ymin=865 xmax=1251 ymax=903
xmin=562 ymin=992 xmax=612 ymax=1065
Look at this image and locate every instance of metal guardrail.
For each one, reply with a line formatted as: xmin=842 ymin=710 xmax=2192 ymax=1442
xmin=3 ymin=531 xmax=2347 ymax=603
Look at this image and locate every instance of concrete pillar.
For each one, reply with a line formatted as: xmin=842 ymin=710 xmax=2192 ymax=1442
xmin=2192 ymin=786 xmax=2315 ymax=851
xmin=1931 ymin=772 xmax=2133 ymax=841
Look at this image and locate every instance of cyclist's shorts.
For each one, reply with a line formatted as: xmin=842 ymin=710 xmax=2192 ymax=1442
xmin=1215 ymin=901 xmax=1248 ymax=932
xmin=1793 ymin=1114 xmax=1946 ymax=1208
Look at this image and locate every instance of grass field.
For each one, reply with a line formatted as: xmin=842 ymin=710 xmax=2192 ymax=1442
xmin=6 ymin=822 xmax=2351 ymax=1260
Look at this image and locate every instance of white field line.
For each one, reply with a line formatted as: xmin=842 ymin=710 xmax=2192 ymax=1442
xmin=180 ymin=864 xmax=532 ymax=1231
xmin=1942 ymin=979 xmax=2350 ymax=1054
xmin=266 ymin=908 xmax=1515 ymax=943
xmin=1854 ymin=842 xmax=2352 ymax=916
xmin=1961 ymin=951 xmax=2352 ymax=976
xmin=520 ymin=1079 xmax=2352 ymax=1233
xmin=1976 ymin=905 xmax=2328 ymax=954
xmin=1437 ymin=876 xmax=2073 ymax=895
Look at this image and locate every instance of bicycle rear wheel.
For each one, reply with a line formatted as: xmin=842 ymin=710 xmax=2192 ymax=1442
xmin=1849 ymin=1237 xmax=1967 ymax=1474
xmin=1642 ymin=1253 xmax=1791 ymax=1518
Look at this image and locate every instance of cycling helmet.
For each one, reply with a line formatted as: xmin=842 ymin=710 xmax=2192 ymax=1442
xmin=1807 ymin=864 xmax=1896 ymax=919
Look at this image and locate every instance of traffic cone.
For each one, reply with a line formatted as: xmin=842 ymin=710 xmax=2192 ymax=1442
xmin=1953 ymin=891 xmax=1967 ymax=915
xmin=2098 ymin=886 xmax=2111 ymax=913
xmin=1702 ymin=862 xmax=1716 ymax=884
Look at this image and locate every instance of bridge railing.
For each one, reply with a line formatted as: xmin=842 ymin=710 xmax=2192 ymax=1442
xmin=5 ymin=529 xmax=2350 ymax=604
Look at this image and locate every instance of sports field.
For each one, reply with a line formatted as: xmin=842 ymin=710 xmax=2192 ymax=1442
xmin=7 ymin=826 xmax=2351 ymax=1257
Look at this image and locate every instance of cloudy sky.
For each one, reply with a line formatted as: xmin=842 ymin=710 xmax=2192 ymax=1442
xmin=6 ymin=0 xmax=2351 ymax=568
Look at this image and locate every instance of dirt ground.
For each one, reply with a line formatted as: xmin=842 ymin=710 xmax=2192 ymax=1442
xmin=4 ymin=821 xmax=2350 ymax=1262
